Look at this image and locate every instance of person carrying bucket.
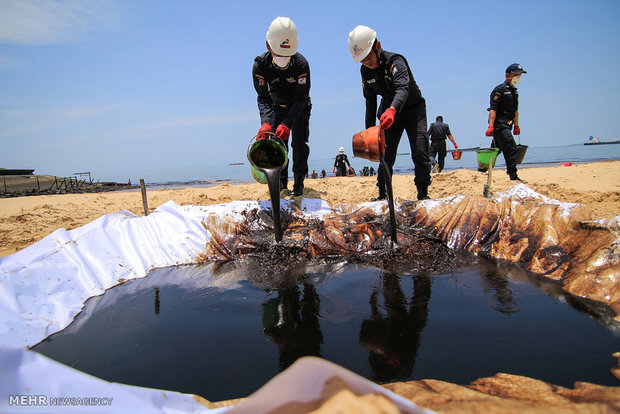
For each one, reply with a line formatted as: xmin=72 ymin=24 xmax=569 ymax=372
xmin=333 ymin=147 xmax=352 ymax=177
xmin=428 ymin=115 xmax=458 ymax=173
xmin=485 ymin=63 xmax=527 ymax=182
xmin=252 ymin=17 xmax=311 ymax=197
xmin=347 ymin=25 xmax=431 ymax=201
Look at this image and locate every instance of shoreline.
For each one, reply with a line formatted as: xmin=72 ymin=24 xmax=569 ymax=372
xmin=1 ymin=160 xmax=618 ymax=257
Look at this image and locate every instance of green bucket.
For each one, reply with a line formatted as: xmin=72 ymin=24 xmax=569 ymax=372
xmin=476 ymin=148 xmax=499 ymax=171
xmin=247 ymin=136 xmax=288 ymax=184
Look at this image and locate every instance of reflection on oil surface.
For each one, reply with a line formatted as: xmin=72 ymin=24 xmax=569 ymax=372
xmin=34 ymin=255 xmax=620 ymax=402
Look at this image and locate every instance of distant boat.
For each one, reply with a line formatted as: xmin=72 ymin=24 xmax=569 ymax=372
xmin=229 ymin=162 xmax=244 ymax=165
xmin=584 ymin=136 xmax=620 ymax=145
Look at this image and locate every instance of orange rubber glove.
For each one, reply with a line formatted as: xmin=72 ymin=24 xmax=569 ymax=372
xmin=485 ymin=126 xmax=494 ymax=136
xmin=257 ymin=123 xmax=271 ymax=140
xmin=379 ymin=107 xmax=396 ymax=129
xmin=275 ymin=124 xmax=290 ymax=141
xmin=513 ymin=125 xmax=520 ymax=135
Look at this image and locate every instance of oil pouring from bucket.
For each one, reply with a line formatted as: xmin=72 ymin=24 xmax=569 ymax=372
xmin=247 ymin=133 xmax=289 ymax=242
xmin=352 ymin=126 xmax=398 ymax=245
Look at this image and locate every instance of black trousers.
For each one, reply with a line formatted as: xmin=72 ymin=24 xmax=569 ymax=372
xmin=274 ymin=102 xmax=311 ymax=184
xmin=491 ymin=125 xmax=518 ymax=176
xmin=429 ymin=140 xmax=447 ymax=171
xmin=377 ymin=107 xmax=431 ymax=191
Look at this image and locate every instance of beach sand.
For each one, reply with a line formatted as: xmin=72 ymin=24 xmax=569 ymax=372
xmin=1 ymin=160 xmax=618 ymax=257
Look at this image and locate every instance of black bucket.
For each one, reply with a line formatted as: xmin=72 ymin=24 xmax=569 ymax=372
xmin=515 ymin=144 xmax=528 ymax=165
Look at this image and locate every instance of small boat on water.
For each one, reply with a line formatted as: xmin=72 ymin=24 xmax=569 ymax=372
xmin=584 ymin=136 xmax=620 ymax=145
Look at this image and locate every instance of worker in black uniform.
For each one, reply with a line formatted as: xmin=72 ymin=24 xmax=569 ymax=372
xmin=333 ymin=146 xmax=351 ymax=176
xmin=253 ymin=16 xmax=311 ymax=197
xmin=348 ymin=25 xmax=431 ymax=201
xmin=485 ymin=63 xmax=526 ymax=181
xmin=428 ymin=116 xmax=458 ymax=173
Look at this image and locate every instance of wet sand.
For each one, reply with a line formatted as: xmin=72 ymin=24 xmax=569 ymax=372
xmin=1 ymin=160 xmax=618 ymax=257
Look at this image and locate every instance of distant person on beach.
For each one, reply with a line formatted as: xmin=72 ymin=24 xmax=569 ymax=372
xmin=333 ymin=147 xmax=352 ymax=177
xmin=348 ymin=25 xmax=431 ymax=201
xmin=485 ymin=63 xmax=526 ymax=181
xmin=428 ymin=116 xmax=458 ymax=173
xmin=253 ymin=17 xmax=311 ymax=196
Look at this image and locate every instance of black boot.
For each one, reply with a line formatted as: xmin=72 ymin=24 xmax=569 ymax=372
xmin=416 ymin=185 xmax=429 ymax=200
xmin=292 ymin=173 xmax=305 ymax=196
xmin=371 ymin=186 xmax=386 ymax=201
xmin=279 ymin=177 xmax=290 ymax=196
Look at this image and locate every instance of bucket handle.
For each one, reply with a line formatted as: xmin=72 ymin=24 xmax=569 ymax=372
xmin=480 ymin=132 xmax=522 ymax=147
xmin=250 ymin=132 xmax=286 ymax=146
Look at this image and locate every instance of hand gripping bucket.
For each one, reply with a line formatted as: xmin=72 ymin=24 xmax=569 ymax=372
xmin=247 ymin=135 xmax=288 ymax=184
xmin=352 ymin=126 xmax=386 ymax=162
xmin=451 ymin=150 xmax=462 ymax=160
xmin=476 ymin=148 xmax=499 ymax=171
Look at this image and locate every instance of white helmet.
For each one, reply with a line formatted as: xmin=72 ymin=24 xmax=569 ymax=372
xmin=348 ymin=25 xmax=376 ymax=63
xmin=339 ymin=147 xmax=345 ymax=153
xmin=267 ymin=17 xmax=298 ymax=56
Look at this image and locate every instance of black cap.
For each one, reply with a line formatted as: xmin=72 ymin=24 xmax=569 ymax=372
xmin=506 ymin=63 xmax=527 ymax=74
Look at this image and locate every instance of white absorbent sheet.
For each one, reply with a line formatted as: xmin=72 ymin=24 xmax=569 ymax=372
xmin=0 ymin=186 xmax=578 ymax=413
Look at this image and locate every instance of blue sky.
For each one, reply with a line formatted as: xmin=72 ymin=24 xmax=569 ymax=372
xmin=1 ymin=0 xmax=619 ymax=181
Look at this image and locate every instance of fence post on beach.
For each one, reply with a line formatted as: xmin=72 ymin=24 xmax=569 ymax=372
xmin=140 ymin=179 xmax=149 ymax=216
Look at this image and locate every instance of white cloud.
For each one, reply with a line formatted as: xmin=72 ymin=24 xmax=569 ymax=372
xmin=0 ymin=0 xmax=122 ymax=45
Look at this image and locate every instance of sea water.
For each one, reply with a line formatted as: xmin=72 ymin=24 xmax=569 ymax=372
xmin=94 ymin=144 xmax=620 ymax=188
xmin=33 ymin=256 xmax=620 ymax=402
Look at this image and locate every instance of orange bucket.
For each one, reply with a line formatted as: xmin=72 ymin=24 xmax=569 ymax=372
xmin=451 ymin=150 xmax=462 ymax=160
xmin=352 ymin=126 xmax=386 ymax=162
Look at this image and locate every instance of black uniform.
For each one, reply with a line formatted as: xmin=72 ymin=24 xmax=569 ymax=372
xmin=488 ymin=81 xmax=519 ymax=177
xmin=253 ymin=51 xmax=311 ymax=186
xmin=361 ymin=50 xmax=431 ymax=196
xmin=333 ymin=153 xmax=351 ymax=176
xmin=428 ymin=121 xmax=452 ymax=172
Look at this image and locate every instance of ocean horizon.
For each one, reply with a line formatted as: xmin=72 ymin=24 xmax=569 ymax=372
xmin=91 ymin=143 xmax=620 ymax=189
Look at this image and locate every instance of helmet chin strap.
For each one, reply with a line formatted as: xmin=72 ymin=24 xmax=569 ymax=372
xmin=271 ymin=54 xmax=291 ymax=70
xmin=373 ymin=45 xmax=381 ymax=64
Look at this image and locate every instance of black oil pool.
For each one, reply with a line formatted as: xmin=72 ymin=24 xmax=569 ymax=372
xmin=33 ymin=255 xmax=620 ymax=402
